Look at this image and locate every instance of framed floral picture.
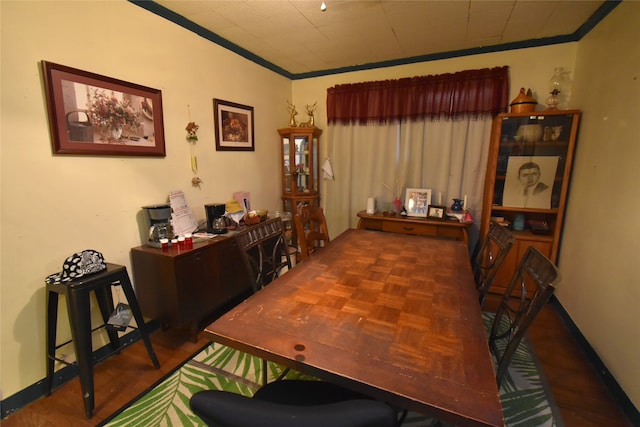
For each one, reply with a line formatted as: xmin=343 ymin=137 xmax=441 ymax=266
xmin=41 ymin=61 xmax=165 ymax=156
xmin=213 ymin=99 xmax=254 ymax=151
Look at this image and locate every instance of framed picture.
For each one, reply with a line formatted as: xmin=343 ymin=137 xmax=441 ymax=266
xmin=41 ymin=61 xmax=165 ymax=156
xmin=501 ymin=155 xmax=559 ymax=209
xmin=427 ymin=205 xmax=446 ymax=220
xmin=404 ymin=188 xmax=432 ymax=217
xmin=213 ymin=99 xmax=254 ymax=151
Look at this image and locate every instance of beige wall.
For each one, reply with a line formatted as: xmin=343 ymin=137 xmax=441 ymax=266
xmin=559 ymin=2 xmax=640 ymax=408
xmin=291 ymin=44 xmax=580 ymax=239
xmin=1 ymin=1 xmax=291 ymax=398
xmin=1 ymin=0 xmax=637 ymax=412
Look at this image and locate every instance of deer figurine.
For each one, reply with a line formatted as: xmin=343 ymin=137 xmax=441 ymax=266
xmin=287 ymin=100 xmax=298 ymax=127
xmin=298 ymin=102 xmax=317 ymax=127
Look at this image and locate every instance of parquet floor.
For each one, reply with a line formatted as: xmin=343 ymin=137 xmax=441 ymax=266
xmin=2 ymin=296 xmax=634 ymax=427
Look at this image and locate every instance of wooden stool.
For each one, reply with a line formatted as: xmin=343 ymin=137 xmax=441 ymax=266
xmin=45 ymin=263 xmax=160 ymax=418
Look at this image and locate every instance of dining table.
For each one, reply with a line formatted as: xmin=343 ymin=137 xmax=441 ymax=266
xmin=204 ymin=228 xmax=504 ymax=427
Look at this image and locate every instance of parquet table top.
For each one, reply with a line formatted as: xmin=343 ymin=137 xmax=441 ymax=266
xmin=204 ymin=229 xmax=504 ymax=427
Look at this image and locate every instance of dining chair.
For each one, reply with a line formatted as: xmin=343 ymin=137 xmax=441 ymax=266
xmin=190 ymin=379 xmax=398 ymax=427
xmin=234 ymin=217 xmax=292 ymax=294
xmin=473 ymin=222 xmax=515 ymax=306
xmin=294 ymin=205 xmax=330 ymax=262
xmin=488 ymin=246 xmax=558 ymax=385
xmin=234 ymin=217 xmax=292 ymax=384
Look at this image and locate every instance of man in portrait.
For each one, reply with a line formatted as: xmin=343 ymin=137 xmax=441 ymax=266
xmin=502 ymin=156 xmax=558 ymax=209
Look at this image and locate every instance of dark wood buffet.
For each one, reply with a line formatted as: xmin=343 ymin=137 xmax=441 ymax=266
xmin=130 ymin=235 xmax=251 ymax=340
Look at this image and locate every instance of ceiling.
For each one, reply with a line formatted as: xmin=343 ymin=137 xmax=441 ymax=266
xmin=137 ymin=0 xmax=618 ymax=79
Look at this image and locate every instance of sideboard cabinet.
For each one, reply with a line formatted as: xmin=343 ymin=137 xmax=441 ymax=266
xmin=357 ymin=211 xmax=471 ymax=247
xmin=480 ymin=110 xmax=580 ymax=297
xmin=131 ymin=237 xmax=250 ymax=339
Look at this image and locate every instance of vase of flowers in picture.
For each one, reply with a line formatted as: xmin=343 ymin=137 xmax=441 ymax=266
xmin=88 ymin=89 xmax=141 ymax=143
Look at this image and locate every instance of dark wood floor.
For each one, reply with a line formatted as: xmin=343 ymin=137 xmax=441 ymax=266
xmin=2 ymin=296 xmax=634 ymax=427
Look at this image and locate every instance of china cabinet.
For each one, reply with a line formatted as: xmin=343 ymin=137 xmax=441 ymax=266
xmin=480 ymin=110 xmax=580 ymax=297
xmin=278 ymin=126 xmax=322 ymax=246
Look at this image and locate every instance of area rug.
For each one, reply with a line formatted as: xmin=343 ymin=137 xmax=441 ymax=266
xmin=99 ymin=313 xmax=564 ymax=427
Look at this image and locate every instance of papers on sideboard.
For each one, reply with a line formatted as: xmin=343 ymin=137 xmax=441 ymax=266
xmin=169 ymin=190 xmax=198 ymax=236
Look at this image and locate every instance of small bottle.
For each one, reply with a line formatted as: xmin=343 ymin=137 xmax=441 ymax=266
xmin=184 ymin=233 xmax=193 ymax=249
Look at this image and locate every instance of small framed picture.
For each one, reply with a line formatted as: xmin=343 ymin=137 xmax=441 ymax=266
xmin=427 ymin=205 xmax=446 ymax=220
xmin=213 ymin=98 xmax=254 ymax=151
xmin=404 ymin=188 xmax=432 ymax=217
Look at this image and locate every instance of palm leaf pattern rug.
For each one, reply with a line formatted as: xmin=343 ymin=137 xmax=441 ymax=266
xmin=99 ymin=313 xmax=563 ymax=427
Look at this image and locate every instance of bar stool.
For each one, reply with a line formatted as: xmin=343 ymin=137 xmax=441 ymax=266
xmin=45 ymin=262 xmax=160 ymax=418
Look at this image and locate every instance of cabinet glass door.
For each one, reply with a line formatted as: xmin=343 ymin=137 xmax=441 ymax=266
xmin=294 ymin=136 xmax=310 ymax=193
xmin=494 ymin=114 xmax=574 ymax=210
xmin=282 ymin=137 xmax=291 ymax=193
xmin=312 ymin=136 xmax=319 ymax=192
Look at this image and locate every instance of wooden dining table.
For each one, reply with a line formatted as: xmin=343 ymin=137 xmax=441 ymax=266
xmin=204 ymin=228 xmax=504 ymax=427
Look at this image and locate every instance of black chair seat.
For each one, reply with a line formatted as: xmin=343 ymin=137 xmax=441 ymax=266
xmin=191 ymin=384 xmax=396 ymax=427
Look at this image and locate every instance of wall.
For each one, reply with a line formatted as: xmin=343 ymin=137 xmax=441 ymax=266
xmin=290 ymin=4 xmax=640 ymax=409
xmin=559 ymin=2 xmax=640 ymax=408
xmin=0 ymin=1 xmax=291 ymax=399
xmin=292 ymin=44 xmax=579 ymax=237
xmin=2 ymin=0 xmax=637 ymax=413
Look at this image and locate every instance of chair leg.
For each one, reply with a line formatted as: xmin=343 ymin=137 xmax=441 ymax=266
xmin=262 ymin=359 xmax=268 ymax=385
xmin=65 ymin=289 xmax=95 ymax=418
xmin=45 ymin=290 xmax=58 ymax=396
xmin=117 ymin=273 xmax=160 ymax=369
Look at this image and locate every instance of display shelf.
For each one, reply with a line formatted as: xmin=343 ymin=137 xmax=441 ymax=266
xmin=480 ymin=110 xmax=580 ymax=297
xmin=278 ymin=126 xmax=322 ymax=251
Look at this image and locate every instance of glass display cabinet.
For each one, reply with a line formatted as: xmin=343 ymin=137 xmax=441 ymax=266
xmin=479 ymin=110 xmax=580 ymax=297
xmin=278 ymin=126 xmax=322 ymax=247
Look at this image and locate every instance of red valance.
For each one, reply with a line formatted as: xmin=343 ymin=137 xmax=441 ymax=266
xmin=327 ymin=66 xmax=509 ymax=125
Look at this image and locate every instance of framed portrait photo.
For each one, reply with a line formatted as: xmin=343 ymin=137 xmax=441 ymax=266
xmin=501 ymin=155 xmax=559 ymax=209
xmin=405 ymin=188 xmax=432 ymax=217
xmin=41 ymin=61 xmax=165 ymax=156
xmin=213 ymin=99 xmax=255 ymax=151
xmin=427 ymin=205 xmax=446 ymax=220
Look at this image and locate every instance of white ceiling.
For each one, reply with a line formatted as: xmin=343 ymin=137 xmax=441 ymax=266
xmin=144 ymin=0 xmax=616 ymax=78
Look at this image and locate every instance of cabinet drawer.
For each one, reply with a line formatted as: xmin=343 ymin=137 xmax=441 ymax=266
xmin=382 ymin=221 xmax=437 ymax=236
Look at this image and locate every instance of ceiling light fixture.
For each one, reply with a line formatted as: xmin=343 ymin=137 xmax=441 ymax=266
xmin=320 ymin=1 xmax=327 ymax=11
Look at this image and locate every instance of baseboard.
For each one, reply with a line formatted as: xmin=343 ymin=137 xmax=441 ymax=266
xmin=550 ymin=296 xmax=640 ymax=425
xmin=0 ymin=321 xmax=159 ymax=420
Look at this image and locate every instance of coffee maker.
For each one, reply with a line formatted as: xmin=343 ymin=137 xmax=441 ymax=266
xmin=142 ymin=204 xmax=173 ymax=247
xmin=205 ymin=203 xmax=227 ymax=234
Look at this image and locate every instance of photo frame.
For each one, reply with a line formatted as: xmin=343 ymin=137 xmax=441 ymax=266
xmin=213 ymin=99 xmax=254 ymax=151
xmin=41 ymin=61 xmax=165 ymax=156
xmin=501 ymin=155 xmax=559 ymax=209
xmin=404 ymin=188 xmax=432 ymax=217
xmin=427 ymin=205 xmax=446 ymax=220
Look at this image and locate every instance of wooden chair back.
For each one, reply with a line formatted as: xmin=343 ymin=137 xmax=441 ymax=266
xmin=234 ymin=217 xmax=291 ymax=293
xmin=488 ymin=246 xmax=558 ymax=385
xmin=473 ymin=222 xmax=515 ymax=306
xmin=294 ymin=205 xmax=330 ymax=262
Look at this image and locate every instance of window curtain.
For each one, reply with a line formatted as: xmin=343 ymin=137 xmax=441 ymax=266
xmin=323 ymin=67 xmax=509 ymax=249
xmin=327 ymin=66 xmax=509 ymax=124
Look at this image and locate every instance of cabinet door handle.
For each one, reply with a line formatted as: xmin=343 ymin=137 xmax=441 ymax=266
xmin=403 ymin=226 xmax=415 ymax=231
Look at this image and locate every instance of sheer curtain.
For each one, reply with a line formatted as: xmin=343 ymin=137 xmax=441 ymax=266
xmin=325 ymin=119 xmax=492 ymax=242
xmin=323 ymin=67 xmax=509 ymax=250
